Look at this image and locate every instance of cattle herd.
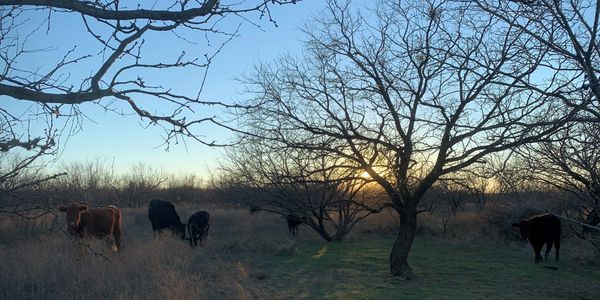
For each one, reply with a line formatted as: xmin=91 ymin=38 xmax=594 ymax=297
xmin=57 ymin=199 xmax=210 ymax=251
xmin=57 ymin=200 xmax=563 ymax=264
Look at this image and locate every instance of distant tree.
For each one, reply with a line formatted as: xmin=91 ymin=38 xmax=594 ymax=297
xmin=51 ymin=158 xmax=119 ymax=205
xmin=430 ymin=179 xmax=467 ymax=233
xmin=222 ymin=136 xmax=384 ymax=241
xmin=236 ymin=0 xmax=584 ymax=278
xmin=120 ymin=162 xmax=168 ymax=207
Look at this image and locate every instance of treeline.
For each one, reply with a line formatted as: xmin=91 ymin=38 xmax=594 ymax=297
xmin=0 ymin=159 xmax=231 ymax=209
xmin=0 ymin=157 xmax=591 ymax=242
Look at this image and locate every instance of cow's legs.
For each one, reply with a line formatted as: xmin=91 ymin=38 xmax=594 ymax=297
xmin=200 ymin=228 xmax=208 ymax=245
xmin=544 ymin=242 xmax=553 ymax=261
xmin=105 ymin=237 xmax=116 ymax=251
xmin=188 ymin=224 xmax=193 ymax=247
xmin=113 ymin=230 xmax=121 ymax=251
xmin=532 ymin=243 xmax=543 ymax=263
xmin=113 ymin=210 xmax=122 ymax=251
xmin=555 ymin=239 xmax=560 ymax=262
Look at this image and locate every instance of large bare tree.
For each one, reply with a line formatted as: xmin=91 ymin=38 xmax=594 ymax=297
xmin=0 ymin=0 xmax=299 ymax=208
xmin=236 ymin=0 xmax=584 ymax=278
xmin=1 ymin=0 xmax=299 ymax=147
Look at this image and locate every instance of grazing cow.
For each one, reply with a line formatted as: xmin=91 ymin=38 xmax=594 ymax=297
xmin=512 ymin=213 xmax=561 ymax=263
xmin=147 ymin=199 xmax=186 ymax=240
xmin=187 ymin=211 xmax=210 ymax=247
xmin=249 ymin=205 xmax=261 ymax=214
xmin=58 ymin=203 xmax=122 ymax=251
xmin=287 ymin=214 xmax=305 ymax=235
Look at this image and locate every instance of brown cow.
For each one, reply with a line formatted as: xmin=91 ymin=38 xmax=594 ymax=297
xmin=58 ymin=203 xmax=122 ymax=251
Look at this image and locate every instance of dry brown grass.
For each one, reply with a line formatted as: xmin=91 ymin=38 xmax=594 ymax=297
xmin=0 ymin=206 xmax=291 ymax=299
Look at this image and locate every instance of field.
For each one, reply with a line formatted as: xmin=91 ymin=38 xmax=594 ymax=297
xmin=1 ymin=206 xmax=599 ymax=299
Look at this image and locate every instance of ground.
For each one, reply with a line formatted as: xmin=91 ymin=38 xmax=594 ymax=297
xmin=1 ymin=207 xmax=599 ymax=299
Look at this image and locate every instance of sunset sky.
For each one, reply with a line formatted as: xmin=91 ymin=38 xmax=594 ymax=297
xmin=5 ymin=1 xmax=341 ymax=176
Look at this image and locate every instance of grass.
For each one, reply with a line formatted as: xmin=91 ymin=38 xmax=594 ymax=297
xmin=237 ymin=235 xmax=600 ymax=299
xmin=1 ymin=207 xmax=599 ymax=299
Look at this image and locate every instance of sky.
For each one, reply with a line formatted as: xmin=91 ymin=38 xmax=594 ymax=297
xmin=3 ymin=1 xmax=334 ymax=177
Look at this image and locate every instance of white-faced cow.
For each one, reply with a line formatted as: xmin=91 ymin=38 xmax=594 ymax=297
xmin=58 ymin=203 xmax=122 ymax=251
xmin=187 ymin=210 xmax=210 ymax=247
xmin=147 ymin=199 xmax=186 ymax=240
xmin=513 ymin=213 xmax=561 ymax=263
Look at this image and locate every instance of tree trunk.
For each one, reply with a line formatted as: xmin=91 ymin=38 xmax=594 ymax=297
xmin=310 ymin=221 xmax=333 ymax=241
xmin=331 ymin=226 xmax=348 ymax=241
xmin=389 ymin=207 xmax=417 ymax=280
xmin=318 ymin=228 xmax=333 ymax=241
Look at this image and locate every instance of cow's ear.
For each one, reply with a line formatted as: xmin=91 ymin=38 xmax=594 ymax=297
xmin=58 ymin=205 xmax=66 ymax=212
xmin=79 ymin=205 xmax=88 ymax=211
xmin=512 ymin=223 xmax=520 ymax=227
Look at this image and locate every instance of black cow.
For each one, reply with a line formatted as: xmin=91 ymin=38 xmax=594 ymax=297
xmin=147 ymin=199 xmax=186 ymax=240
xmin=512 ymin=213 xmax=561 ymax=263
xmin=188 ymin=211 xmax=210 ymax=247
xmin=287 ymin=214 xmax=305 ymax=235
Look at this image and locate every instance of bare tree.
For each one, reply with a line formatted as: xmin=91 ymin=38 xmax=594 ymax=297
xmin=222 ymin=136 xmax=384 ymax=241
xmin=471 ymin=0 xmax=600 ymax=116
xmin=1 ymin=0 xmax=299 ymax=145
xmin=0 ymin=118 xmax=64 ymax=212
xmin=0 ymin=108 xmax=63 ymax=203
xmin=235 ymin=0 xmax=583 ymax=278
xmin=0 ymin=0 xmax=299 ymax=210
xmin=517 ymin=122 xmax=600 ymax=233
xmin=471 ymin=0 xmax=600 ymax=236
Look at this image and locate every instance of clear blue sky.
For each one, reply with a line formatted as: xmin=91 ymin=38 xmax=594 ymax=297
xmin=4 ymin=1 xmax=333 ymax=177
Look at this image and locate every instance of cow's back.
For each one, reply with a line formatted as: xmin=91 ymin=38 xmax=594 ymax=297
xmin=529 ymin=214 xmax=561 ymax=241
xmin=148 ymin=199 xmax=181 ymax=230
xmin=189 ymin=211 xmax=210 ymax=226
xmin=83 ymin=207 xmax=119 ymax=237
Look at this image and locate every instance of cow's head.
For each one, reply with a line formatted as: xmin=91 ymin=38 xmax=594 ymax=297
xmin=58 ymin=203 xmax=88 ymax=235
xmin=512 ymin=220 xmax=531 ymax=240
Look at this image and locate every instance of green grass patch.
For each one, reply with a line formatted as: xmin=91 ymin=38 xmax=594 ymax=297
xmin=244 ymin=235 xmax=600 ymax=299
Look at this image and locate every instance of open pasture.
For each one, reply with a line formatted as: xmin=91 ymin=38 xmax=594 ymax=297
xmin=1 ymin=207 xmax=599 ymax=299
